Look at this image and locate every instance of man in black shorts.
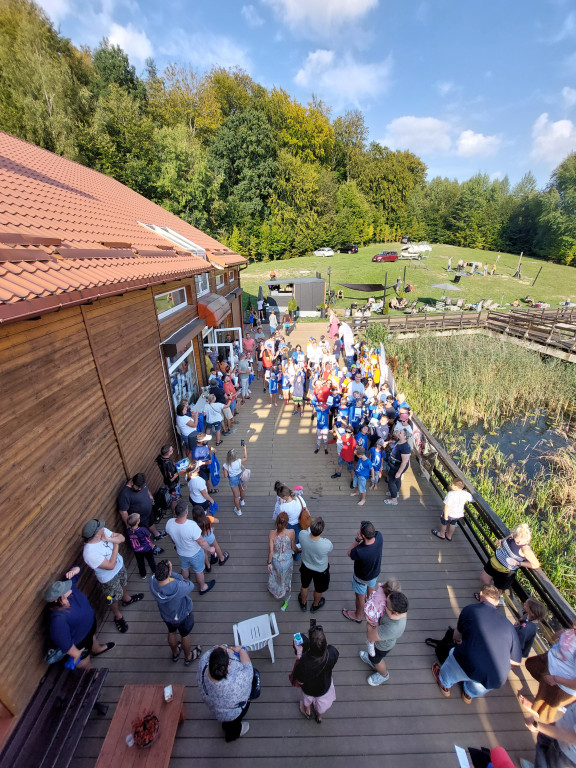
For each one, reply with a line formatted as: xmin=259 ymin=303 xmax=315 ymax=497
xmin=149 ymin=559 xmax=201 ymax=665
xmin=117 ymin=472 xmax=165 ymax=554
xmin=297 ymin=517 xmax=333 ymax=613
xmin=360 ymin=591 xmax=409 ymax=685
xmin=342 ymin=521 xmax=383 ymax=623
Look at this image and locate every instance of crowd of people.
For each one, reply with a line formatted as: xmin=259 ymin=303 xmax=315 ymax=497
xmin=41 ymin=306 xmax=576 ymax=764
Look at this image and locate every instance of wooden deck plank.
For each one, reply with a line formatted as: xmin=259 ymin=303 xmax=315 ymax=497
xmin=70 ymin=343 xmax=537 ymax=766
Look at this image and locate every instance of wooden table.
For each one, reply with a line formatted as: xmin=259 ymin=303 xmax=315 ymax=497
xmin=94 ymin=684 xmax=185 ymax=768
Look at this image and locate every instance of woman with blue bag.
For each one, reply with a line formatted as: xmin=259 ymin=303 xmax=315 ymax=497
xmin=223 ymin=444 xmax=248 ymax=517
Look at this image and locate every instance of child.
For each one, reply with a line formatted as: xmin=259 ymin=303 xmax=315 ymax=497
xmin=514 ymin=597 xmax=547 ymax=657
xmin=431 ymin=479 xmax=473 ymax=541
xmin=248 ymin=310 xmax=255 ymax=331
xmin=281 ymin=366 xmax=291 ymax=405
xmin=351 ymin=445 xmax=371 ymax=506
xmin=365 ymin=577 xmax=402 ymax=629
xmin=313 ymin=401 xmax=331 ymax=455
xmin=191 ymin=507 xmax=229 ymax=571
xmin=368 ymin=439 xmax=385 ymax=490
xmin=268 ymin=366 xmax=278 ymax=406
xmin=355 ymin=424 xmax=370 ymax=453
xmin=126 ymin=513 xmax=156 ymax=580
xmin=269 ymin=310 xmax=278 ymax=334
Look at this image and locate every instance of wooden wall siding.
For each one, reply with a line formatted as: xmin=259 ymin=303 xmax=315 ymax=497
xmin=0 ymin=307 xmax=125 ymax=716
xmin=152 ymin=279 xmax=200 ymax=341
xmin=82 ymin=290 xmax=174 ymax=486
xmin=231 ymin=294 xmax=243 ymax=328
xmin=192 ymin=334 xmax=207 ymax=388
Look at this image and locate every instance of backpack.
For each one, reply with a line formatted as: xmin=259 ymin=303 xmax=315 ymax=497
xmin=425 ymin=626 xmax=456 ymax=663
xmin=153 ymin=486 xmax=171 ymax=521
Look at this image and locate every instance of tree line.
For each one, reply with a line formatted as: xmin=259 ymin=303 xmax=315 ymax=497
xmin=1 ymin=0 xmax=574 ymax=265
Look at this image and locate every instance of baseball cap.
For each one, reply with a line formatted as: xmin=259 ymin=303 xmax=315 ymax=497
xmin=82 ymin=518 xmax=105 ymax=540
xmin=45 ymin=579 xmax=72 ymax=602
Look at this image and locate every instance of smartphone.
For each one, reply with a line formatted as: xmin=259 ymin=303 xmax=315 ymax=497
xmin=241 ymin=439 xmax=245 ymax=447
xmin=293 ymin=632 xmax=303 ymax=645
xmin=164 ymin=684 xmax=173 ymax=702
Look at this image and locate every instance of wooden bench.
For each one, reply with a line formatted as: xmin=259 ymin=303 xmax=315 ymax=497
xmin=94 ymin=684 xmax=186 ymax=768
xmin=0 ymin=665 xmax=108 ymax=768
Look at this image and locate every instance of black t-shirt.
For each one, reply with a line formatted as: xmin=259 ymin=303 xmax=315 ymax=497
xmin=209 ymin=385 xmax=227 ymax=405
xmin=156 ymin=456 xmax=179 ymax=489
xmin=389 ymin=441 xmax=411 ymax=471
xmin=294 ymin=645 xmax=339 ymax=697
xmin=454 ymin=602 xmax=522 ymax=689
xmin=350 ymin=532 xmax=383 ymax=581
xmin=117 ymin=484 xmax=153 ymax=524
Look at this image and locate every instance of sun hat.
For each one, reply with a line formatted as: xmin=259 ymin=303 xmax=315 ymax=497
xmin=45 ymin=580 xmax=72 ymax=602
xmin=82 ymin=518 xmax=105 ymax=540
xmin=196 ymin=433 xmax=212 ymax=442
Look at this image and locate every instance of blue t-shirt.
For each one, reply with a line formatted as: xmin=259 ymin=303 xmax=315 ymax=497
xmin=355 ymin=456 xmax=372 ymax=477
xmin=315 ymin=407 xmax=330 ymax=430
xmin=355 ymin=432 xmax=370 ymax=452
xmin=454 ymin=602 xmax=522 ymax=689
xmin=281 ymin=374 xmax=290 ymax=389
xmin=268 ymin=375 xmax=278 ymax=393
xmin=349 ymin=405 xmax=363 ymax=428
xmin=368 ymin=447 xmax=383 ymax=471
xmin=49 ymin=574 xmax=95 ymax=654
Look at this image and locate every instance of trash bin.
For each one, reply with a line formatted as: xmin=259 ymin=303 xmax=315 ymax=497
xmin=453 ymin=275 xmax=462 ymax=284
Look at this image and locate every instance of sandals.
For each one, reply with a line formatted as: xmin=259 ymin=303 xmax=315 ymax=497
xmin=93 ymin=641 xmax=115 ymax=656
xmin=431 ymin=529 xmax=446 ymax=540
xmin=172 ymin=642 xmax=182 ymax=662
xmin=219 ymin=552 xmax=230 ymax=566
xmin=342 ymin=609 xmax=362 ymax=624
xmin=299 ymin=705 xmax=311 ymax=720
xmin=215 ymin=441 xmax=223 ymax=446
xmin=298 ymin=594 xmax=307 ymax=612
xmin=121 ymin=593 xmax=144 ymax=607
xmin=114 ymin=617 xmax=128 ymax=633
xmin=432 ymin=663 xmax=450 ymax=697
xmin=184 ymin=646 xmax=202 ymax=666
xmin=312 ymin=705 xmax=322 ymax=723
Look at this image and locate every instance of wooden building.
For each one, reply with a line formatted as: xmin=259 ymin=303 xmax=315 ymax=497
xmin=0 ymin=132 xmax=246 ymax=726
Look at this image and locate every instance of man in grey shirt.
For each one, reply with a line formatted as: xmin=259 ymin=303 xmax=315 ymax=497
xmin=298 ymin=517 xmax=333 ymax=613
xmin=237 ymin=353 xmax=252 ymax=405
xmin=359 ymin=591 xmax=409 ymax=686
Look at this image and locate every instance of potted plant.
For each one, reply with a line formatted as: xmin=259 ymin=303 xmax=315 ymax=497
xmin=288 ymin=297 xmax=297 ymax=320
xmin=317 ymin=302 xmax=327 ymax=319
xmin=132 ymin=711 xmax=160 ymax=748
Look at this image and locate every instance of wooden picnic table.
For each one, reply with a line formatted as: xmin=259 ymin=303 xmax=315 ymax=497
xmin=94 ymin=684 xmax=185 ymax=768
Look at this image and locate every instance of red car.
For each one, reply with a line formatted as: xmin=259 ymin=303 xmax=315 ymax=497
xmin=372 ymin=251 xmax=399 ymax=263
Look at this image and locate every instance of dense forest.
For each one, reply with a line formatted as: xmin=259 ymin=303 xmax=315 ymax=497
xmin=1 ymin=0 xmax=575 ymax=265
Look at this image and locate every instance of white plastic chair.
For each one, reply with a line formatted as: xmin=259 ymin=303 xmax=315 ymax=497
xmin=233 ymin=613 xmax=280 ymax=663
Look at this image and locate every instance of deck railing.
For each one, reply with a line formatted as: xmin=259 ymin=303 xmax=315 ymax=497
xmin=411 ymin=414 xmax=576 ymax=641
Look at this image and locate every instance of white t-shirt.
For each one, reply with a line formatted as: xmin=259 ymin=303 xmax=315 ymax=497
xmin=83 ymin=528 xmax=124 ymax=583
xmin=177 ymin=414 xmax=195 ymax=438
xmin=443 ymin=489 xmax=473 ymax=520
xmin=204 ymin=402 xmax=224 ymax=424
xmin=548 ymin=630 xmax=576 ymax=696
xmin=339 ymin=323 xmax=355 ymax=356
xmin=166 ymin=518 xmax=202 ymax=557
xmin=187 ymin=475 xmax=208 ymax=504
xmin=557 ymin=703 xmax=576 ymax=761
xmin=224 ymin=459 xmax=243 ymax=477
xmin=280 ymin=497 xmax=307 ymax=526
xmin=347 ymin=380 xmax=365 ymax=396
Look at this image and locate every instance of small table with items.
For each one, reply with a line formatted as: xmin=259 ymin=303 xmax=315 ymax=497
xmin=94 ymin=684 xmax=185 ymax=768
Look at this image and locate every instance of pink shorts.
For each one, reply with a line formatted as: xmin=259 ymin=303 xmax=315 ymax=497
xmin=300 ymin=680 xmax=336 ymax=714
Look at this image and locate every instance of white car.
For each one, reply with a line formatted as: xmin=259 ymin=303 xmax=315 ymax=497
xmin=313 ymin=247 xmax=334 ymax=257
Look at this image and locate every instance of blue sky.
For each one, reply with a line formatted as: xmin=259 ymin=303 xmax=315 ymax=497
xmin=38 ymin=0 xmax=576 ymax=187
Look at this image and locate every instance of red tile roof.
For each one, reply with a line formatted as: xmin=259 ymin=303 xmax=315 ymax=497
xmin=0 ymin=132 xmax=247 ymax=324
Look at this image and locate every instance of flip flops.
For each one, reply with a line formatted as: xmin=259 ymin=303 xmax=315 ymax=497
xmin=431 ymin=529 xmax=446 ymax=540
xmin=342 ymin=609 xmax=362 ymax=624
xmin=93 ymin=641 xmax=115 ymax=656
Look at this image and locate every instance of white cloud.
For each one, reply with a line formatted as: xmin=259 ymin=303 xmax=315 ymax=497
xmin=436 ymin=81 xmax=455 ymax=97
xmin=552 ymin=11 xmax=576 ymax=42
xmin=562 ymin=86 xmax=576 ymax=109
xmin=457 ymin=129 xmax=501 ymax=157
xmin=161 ymin=31 xmax=252 ymax=73
xmin=381 ymin=116 xmax=453 ymax=154
xmin=530 ymin=113 xmax=576 ymax=164
xmin=108 ymin=22 xmax=153 ymax=63
xmin=242 ymin=4 xmax=264 ymax=27
xmin=37 ymin=0 xmax=74 ymax=23
xmin=263 ymin=0 xmax=378 ymax=34
xmin=295 ymin=50 xmax=391 ymax=106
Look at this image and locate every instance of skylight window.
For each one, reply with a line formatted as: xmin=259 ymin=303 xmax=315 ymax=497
xmin=139 ymin=223 xmax=207 ymax=260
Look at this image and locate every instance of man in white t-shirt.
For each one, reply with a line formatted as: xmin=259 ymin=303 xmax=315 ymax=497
xmin=431 ymin=479 xmax=473 ymax=542
xmin=165 ymin=500 xmax=216 ymax=595
xmin=339 ymin=321 xmax=355 ymax=368
xmin=82 ymin=518 xmax=143 ymax=633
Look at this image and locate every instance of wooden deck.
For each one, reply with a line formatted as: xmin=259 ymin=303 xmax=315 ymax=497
xmin=71 ymin=323 xmax=537 ymax=768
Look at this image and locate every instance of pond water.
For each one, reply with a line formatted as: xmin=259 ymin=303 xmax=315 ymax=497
xmin=460 ymin=410 xmax=573 ymax=480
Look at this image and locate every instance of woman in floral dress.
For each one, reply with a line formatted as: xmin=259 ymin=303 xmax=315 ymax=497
xmin=267 ymin=512 xmax=296 ymax=611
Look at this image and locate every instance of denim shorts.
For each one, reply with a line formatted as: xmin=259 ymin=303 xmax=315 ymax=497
xmin=338 ymin=456 xmax=354 ymax=471
xmin=352 ymin=573 xmax=378 ymax=595
xmin=206 ymin=421 xmax=222 ymax=433
xmin=179 ymin=548 xmax=205 ymax=574
xmin=353 ymin=474 xmax=368 ymax=493
xmin=229 ymin=473 xmax=242 ymax=488
xmin=203 ymin=531 xmax=215 ymax=545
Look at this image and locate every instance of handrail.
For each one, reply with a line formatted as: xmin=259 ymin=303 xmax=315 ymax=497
xmin=411 ymin=414 xmax=576 ymax=635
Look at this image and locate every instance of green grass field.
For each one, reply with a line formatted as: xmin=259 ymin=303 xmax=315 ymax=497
xmin=241 ymin=243 xmax=576 ymax=314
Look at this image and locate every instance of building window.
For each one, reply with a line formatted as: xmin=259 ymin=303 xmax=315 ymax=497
xmin=155 ymin=287 xmax=188 ymax=319
xmin=215 ymin=274 xmax=225 ymax=289
xmin=228 ymin=270 xmax=235 ymax=282
xmin=138 ymin=223 xmax=206 ymax=259
xmin=168 ymin=347 xmax=199 ymax=409
xmin=195 ymin=272 xmax=210 ymax=298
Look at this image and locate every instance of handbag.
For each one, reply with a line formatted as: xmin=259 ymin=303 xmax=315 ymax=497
xmin=425 ymin=626 xmax=456 ymax=664
xmin=209 ymin=501 xmax=219 ymax=515
xmin=210 ymin=452 xmax=221 ymax=487
xmin=249 ymin=668 xmax=261 ymax=700
xmin=297 ymin=495 xmax=310 ymax=528
xmin=240 ymin=468 xmax=251 ymax=485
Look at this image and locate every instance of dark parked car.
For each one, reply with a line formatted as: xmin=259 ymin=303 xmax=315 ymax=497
xmin=339 ymin=244 xmax=358 ymax=254
xmin=400 ymin=236 xmax=411 ymax=244
xmin=372 ymin=251 xmax=399 ymax=263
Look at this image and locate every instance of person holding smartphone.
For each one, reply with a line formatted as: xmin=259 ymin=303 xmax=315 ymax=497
xmin=290 ymin=621 xmax=339 ymax=722
xmin=223 ymin=443 xmax=248 ymax=516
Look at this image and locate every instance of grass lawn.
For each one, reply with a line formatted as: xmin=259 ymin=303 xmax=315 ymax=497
xmin=240 ymin=243 xmax=576 ymax=315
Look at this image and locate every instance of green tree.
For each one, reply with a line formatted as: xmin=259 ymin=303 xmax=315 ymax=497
xmin=91 ymin=38 xmax=145 ymax=101
xmin=333 ymin=109 xmax=367 ymax=182
xmin=534 ymin=154 xmax=576 ymax=264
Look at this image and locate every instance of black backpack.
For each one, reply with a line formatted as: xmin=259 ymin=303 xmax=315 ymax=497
xmin=153 ymin=486 xmax=171 ymax=521
xmin=425 ymin=626 xmax=456 ymax=663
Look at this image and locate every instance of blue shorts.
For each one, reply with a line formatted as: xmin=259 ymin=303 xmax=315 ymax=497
xmin=352 ymin=574 xmax=378 ymax=595
xmin=338 ymin=455 xmax=354 ymax=471
xmin=353 ymin=475 xmax=368 ymax=493
xmin=203 ymin=531 xmax=215 ymax=545
xmin=179 ymin=548 xmax=205 ymax=574
xmin=206 ymin=421 xmax=222 ymax=433
xmin=229 ymin=474 xmax=242 ymax=488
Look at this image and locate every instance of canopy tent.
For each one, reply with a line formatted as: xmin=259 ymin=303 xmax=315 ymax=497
xmin=431 ymin=283 xmax=462 ymax=291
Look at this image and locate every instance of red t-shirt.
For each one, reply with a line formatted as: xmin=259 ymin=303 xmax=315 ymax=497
xmin=340 ymin=434 xmax=357 ymax=462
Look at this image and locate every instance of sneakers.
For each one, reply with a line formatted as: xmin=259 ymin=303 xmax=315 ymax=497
xmin=240 ymin=499 xmax=245 ymax=506
xmin=432 ymin=663 xmax=450 ymax=696
xmin=461 ymin=689 xmax=472 ymax=704
xmin=240 ymin=722 xmax=250 ymax=737
xmin=383 ymin=499 xmax=398 ymax=505
xmin=140 ymin=574 xmax=148 ymax=581
xmin=367 ymin=671 xmax=390 ymax=686
xmin=234 ymin=507 xmax=242 ymax=516
xmin=314 ymin=448 xmax=320 ymax=454
xmin=154 ymin=531 xmax=167 ymax=540
xmin=152 ymin=546 xmax=164 ymax=555
xmin=324 ymin=448 xmax=329 ymax=455
xmin=359 ymin=650 xmax=376 ymax=670
xmin=310 ymin=597 xmax=325 ymax=613
xmin=331 ymin=472 xmax=341 ymax=479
